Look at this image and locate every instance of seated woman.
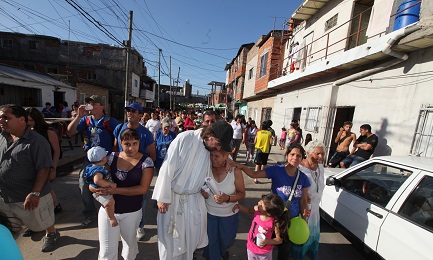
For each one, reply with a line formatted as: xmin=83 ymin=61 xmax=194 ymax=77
xmin=201 ymin=149 xmax=246 ymax=260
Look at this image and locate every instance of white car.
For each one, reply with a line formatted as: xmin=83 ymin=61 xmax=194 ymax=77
xmin=321 ymin=156 xmax=433 ymax=260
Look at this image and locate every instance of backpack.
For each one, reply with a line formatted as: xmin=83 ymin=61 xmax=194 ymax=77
xmin=85 ymin=115 xmax=115 ymax=141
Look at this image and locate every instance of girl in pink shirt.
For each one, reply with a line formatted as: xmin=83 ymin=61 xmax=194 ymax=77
xmin=234 ymin=194 xmax=290 ymax=260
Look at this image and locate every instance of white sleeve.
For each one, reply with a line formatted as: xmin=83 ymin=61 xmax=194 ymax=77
xmin=151 ymin=135 xmax=181 ymax=204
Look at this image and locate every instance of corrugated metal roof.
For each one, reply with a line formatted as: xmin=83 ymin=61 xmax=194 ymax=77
xmin=0 ymin=64 xmax=73 ymax=89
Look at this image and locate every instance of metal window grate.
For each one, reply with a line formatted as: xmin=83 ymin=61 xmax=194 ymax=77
xmin=411 ymin=108 xmax=433 ymax=157
xmin=305 ymin=107 xmax=321 ymax=132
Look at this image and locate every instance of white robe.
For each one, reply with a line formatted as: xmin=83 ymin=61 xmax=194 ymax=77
xmin=152 ymin=129 xmax=210 ymax=260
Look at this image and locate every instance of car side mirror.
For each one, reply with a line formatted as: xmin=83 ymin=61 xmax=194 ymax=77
xmin=326 ymin=176 xmax=341 ymax=187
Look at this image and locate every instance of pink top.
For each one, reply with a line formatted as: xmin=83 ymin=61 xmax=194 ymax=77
xmin=280 ymin=131 xmax=287 ymax=139
xmin=246 ymin=211 xmax=275 ymax=255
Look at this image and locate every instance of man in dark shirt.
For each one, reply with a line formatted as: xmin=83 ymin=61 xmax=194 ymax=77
xmin=340 ymin=124 xmax=378 ymax=168
xmin=0 ymin=104 xmax=59 ymax=252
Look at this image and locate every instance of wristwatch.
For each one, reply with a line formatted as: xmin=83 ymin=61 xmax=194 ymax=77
xmin=30 ymin=192 xmax=41 ymax=197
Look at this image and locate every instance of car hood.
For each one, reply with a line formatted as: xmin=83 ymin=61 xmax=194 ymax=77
xmin=324 ymin=167 xmax=344 ymax=178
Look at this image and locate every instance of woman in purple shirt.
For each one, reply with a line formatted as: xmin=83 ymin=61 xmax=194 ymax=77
xmin=92 ymin=128 xmax=154 ymax=259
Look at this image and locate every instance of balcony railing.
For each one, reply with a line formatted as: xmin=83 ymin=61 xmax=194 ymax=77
xmin=284 ymin=0 xmax=421 ymax=76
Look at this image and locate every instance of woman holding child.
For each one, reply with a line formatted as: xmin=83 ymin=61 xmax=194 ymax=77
xmin=92 ymin=128 xmax=154 ymax=260
xmin=201 ymin=148 xmax=246 ymax=260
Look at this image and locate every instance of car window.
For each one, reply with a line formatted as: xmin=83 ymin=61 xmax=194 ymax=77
xmin=340 ymin=163 xmax=411 ymax=207
xmin=398 ymin=176 xmax=433 ymax=232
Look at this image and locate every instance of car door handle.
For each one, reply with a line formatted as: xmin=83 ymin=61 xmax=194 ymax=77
xmin=366 ymin=208 xmax=383 ymax=219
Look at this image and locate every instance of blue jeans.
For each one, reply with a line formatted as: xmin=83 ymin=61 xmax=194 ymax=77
xmin=341 ymin=154 xmax=366 ymax=168
xmin=203 ymin=213 xmax=239 ymax=260
xmin=79 ymin=159 xmax=97 ymax=218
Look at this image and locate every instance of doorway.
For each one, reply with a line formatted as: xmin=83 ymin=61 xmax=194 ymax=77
xmin=53 ymin=91 xmax=65 ymax=114
xmin=329 ymin=107 xmax=355 ymax=155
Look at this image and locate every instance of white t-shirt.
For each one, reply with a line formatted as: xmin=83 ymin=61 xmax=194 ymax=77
xmin=61 ymin=107 xmax=72 ymax=118
xmin=145 ymin=119 xmax=161 ymax=134
xmin=231 ymin=121 xmax=244 ymax=140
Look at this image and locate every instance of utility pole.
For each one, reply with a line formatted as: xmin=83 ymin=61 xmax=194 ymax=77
xmin=158 ymin=49 xmax=161 ymax=108
xmin=124 ymin=10 xmax=133 ymax=121
xmin=169 ymin=56 xmax=172 ymax=110
xmin=174 ymin=67 xmax=180 ymax=110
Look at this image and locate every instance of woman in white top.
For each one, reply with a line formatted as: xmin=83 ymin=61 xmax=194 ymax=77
xmin=230 ymin=115 xmax=244 ymax=161
xmin=201 ymin=149 xmax=246 ymax=260
xmin=295 ymin=140 xmax=325 ymax=259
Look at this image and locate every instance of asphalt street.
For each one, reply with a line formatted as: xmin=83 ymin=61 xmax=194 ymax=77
xmin=15 ymin=143 xmax=366 ymax=259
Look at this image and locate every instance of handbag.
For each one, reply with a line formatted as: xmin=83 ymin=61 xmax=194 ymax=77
xmin=284 ymin=169 xmax=300 ymax=212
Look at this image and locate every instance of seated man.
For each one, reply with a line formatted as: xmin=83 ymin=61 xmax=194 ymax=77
xmin=340 ymin=124 xmax=378 ymax=168
xmin=327 ymin=121 xmax=356 ymax=167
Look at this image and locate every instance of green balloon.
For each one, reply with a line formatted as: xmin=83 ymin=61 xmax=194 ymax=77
xmin=288 ymin=217 xmax=310 ymax=244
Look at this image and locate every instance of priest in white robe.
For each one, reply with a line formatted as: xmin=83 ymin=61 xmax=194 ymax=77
xmin=152 ymin=121 xmax=234 ymax=260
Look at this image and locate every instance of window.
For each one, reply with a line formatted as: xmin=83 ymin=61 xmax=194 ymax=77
xmin=411 ymin=107 xmax=433 ymax=157
xmin=1 ymin=38 xmax=13 ymax=49
xmin=398 ymin=176 xmax=433 ymax=232
xmin=341 ymin=163 xmax=411 ymax=207
xmin=325 ymin=14 xmax=338 ymax=32
xmin=83 ymin=47 xmax=93 ymax=57
xmin=87 ymin=73 xmax=96 ymax=80
xmin=259 ymin=52 xmax=268 ymax=78
xmin=29 ymin=41 xmax=40 ymax=50
xmin=248 ymin=67 xmax=254 ymax=80
xmin=79 ymin=93 xmax=87 ymax=104
xmin=304 ymin=107 xmax=321 ymax=132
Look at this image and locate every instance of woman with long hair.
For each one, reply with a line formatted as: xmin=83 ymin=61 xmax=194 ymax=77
xmin=231 ymin=143 xmax=311 ymax=260
xmin=26 ymin=108 xmax=62 ymax=214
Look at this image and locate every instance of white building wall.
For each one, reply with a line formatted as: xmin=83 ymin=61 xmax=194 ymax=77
xmin=243 ymin=53 xmax=258 ymax=98
xmin=289 ymin=0 xmax=355 ymax=67
xmin=272 ymin=46 xmax=433 ymax=157
xmin=248 ymin=97 xmax=274 ymax=126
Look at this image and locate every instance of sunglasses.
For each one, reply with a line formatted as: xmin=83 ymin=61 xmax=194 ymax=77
xmin=204 ymin=120 xmax=216 ymax=124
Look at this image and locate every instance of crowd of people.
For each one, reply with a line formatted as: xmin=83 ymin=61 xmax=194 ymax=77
xmin=0 ymin=97 xmax=378 ymax=259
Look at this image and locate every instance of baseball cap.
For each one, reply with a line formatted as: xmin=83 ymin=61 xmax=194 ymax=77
xmin=211 ymin=121 xmax=233 ymax=152
xmin=87 ymin=146 xmax=108 ymax=163
xmin=197 ymin=113 xmax=203 ymax=117
xmin=85 ymin=95 xmax=105 ymax=106
xmin=125 ymin=102 xmax=143 ymax=113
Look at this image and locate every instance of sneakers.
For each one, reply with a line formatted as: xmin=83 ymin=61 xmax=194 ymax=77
xmin=81 ymin=217 xmax=93 ymax=227
xmin=54 ymin=203 xmax=62 ymax=214
xmin=21 ymin=228 xmax=35 ymax=237
xmin=136 ymin=227 xmax=145 ymax=240
xmin=41 ymin=231 xmax=59 ymax=252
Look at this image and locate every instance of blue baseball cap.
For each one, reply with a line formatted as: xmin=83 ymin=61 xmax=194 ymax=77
xmin=125 ymin=102 xmax=143 ymax=113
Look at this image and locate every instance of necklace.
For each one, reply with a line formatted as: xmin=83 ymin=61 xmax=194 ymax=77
xmin=306 ymin=159 xmax=320 ymax=193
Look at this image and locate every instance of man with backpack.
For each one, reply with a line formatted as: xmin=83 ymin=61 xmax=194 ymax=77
xmin=66 ymin=95 xmax=118 ymax=227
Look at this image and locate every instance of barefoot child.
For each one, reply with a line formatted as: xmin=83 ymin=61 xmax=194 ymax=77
xmin=234 ymin=194 xmax=290 ymax=260
xmin=84 ymin=146 xmax=118 ymax=227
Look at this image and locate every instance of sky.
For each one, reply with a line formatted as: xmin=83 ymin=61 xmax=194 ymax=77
xmin=0 ymin=0 xmax=304 ymax=95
